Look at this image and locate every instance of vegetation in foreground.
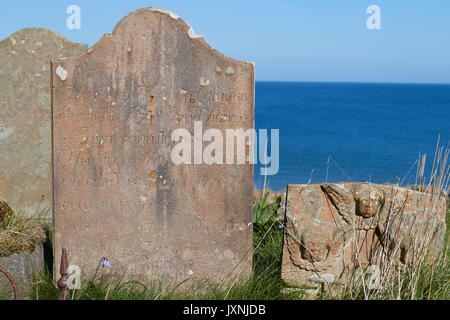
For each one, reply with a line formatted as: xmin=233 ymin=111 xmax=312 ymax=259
xmin=2 ymin=145 xmax=450 ymax=300
xmin=25 ymin=193 xmax=448 ymax=300
xmin=0 ymin=207 xmax=46 ymax=258
xmin=31 ymin=191 xmax=303 ymax=300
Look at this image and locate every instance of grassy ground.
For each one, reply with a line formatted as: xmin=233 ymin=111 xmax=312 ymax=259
xmin=31 ymin=192 xmax=305 ymax=300
xmin=328 ymin=207 xmax=450 ymax=300
xmin=27 ymin=194 xmax=449 ymax=300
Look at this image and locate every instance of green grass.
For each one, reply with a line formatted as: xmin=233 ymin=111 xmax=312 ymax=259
xmin=32 ymin=192 xmax=306 ymax=300
xmin=0 ymin=210 xmax=47 ymax=257
xmin=9 ymin=196 xmax=450 ymax=300
xmin=325 ymin=207 xmax=450 ymax=300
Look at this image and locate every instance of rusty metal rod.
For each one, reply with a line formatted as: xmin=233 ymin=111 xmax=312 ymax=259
xmin=57 ymin=248 xmax=70 ymax=300
xmin=0 ymin=266 xmax=19 ymax=300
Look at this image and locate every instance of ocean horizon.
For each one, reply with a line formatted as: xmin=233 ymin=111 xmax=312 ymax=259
xmin=254 ymin=81 xmax=450 ymax=191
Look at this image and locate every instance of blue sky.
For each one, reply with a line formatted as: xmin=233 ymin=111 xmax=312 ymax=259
xmin=1 ymin=0 xmax=449 ymax=83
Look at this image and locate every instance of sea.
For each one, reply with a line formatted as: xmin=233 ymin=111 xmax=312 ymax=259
xmin=254 ymin=81 xmax=450 ymax=191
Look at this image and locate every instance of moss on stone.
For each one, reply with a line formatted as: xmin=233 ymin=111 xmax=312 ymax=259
xmin=0 ymin=209 xmax=46 ymax=257
xmin=0 ymin=200 xmax=13 ymax=224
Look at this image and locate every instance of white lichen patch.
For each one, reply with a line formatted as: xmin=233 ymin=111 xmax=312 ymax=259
xmin=226 ymin=66 xmax=234 ymax=74
xmin=56 ymin=66 xmax=68 ymax=81
xmin=150 ymin=7 xmax=180 ymax=19
xmin=223 ymin=249 xmax=235 ymax=260
xmin=309 ymin=273 xmax=335 ymax=284
xmin=0 ymin=124 xmax=14 ymax=141
xmin=199 ymin=77 xmax=210 ymax=86
xmin=216 ymin=66 xmax=222 ymax=72
xmin=188 ymin=26 xmax=202 ymax=39
xmin=335 ymin=183 xmax=348 ymax=191
xmin=10 ymin=37 xmax=16 ymax=46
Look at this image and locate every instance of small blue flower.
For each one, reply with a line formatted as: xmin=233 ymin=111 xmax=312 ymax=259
xmin=101 ymin=257 xmax=111 ymax=268
xmin=277 ymin=201 xmax=286 ymax=215
xmin=277 ymin=223 xmax=284 ymax=229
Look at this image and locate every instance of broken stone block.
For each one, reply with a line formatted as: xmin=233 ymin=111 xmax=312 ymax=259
xmin=282 ymin=183 xmax=447 ymax=288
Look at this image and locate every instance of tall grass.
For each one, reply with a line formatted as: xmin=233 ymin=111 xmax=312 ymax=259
xmin=324 ymin=142 xmax=450 ymax=300
xmin=10 ymin=142 xmax=450 ymax=300
xmin=21 ymin=200 xmax=450 ymax=300
xmin=28 ymin=170 xmax=450 ymax=300
xmin=326 ymin=209 xmax=450 ymax=300
xmin=30 ymin=192 xmax=306 ymax=300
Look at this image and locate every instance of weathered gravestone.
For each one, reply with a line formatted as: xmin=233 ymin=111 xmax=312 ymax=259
xmin=52 ymin=8 xmax=254 ymax=286
xmin=0 ymin=28 xmax=87 ymax=219
xmin=282 ymin=183 xmax=447 ymax=288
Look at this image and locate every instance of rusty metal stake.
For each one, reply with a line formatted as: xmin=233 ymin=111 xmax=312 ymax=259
xmin=57 ymin=248 xmax=70 ymax=300
xmin=0 ymin=266 xmax=19 ymax=300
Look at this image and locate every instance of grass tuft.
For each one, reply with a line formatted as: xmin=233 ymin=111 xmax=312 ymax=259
xmin=0 ymin=210 xmax=47 ymax=258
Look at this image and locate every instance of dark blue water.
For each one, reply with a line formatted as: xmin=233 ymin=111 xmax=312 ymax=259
xmin=254 ymin=82 xmax=450 ymax=191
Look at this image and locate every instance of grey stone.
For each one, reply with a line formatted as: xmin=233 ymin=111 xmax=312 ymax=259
xmin=52 ymin=8 xmax=254 ymax=288
xmin=0 ymin=245 xmax=44 ymax=299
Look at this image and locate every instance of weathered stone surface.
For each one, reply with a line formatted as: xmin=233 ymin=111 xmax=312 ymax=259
xmin=282 ymin=183 xmax=447 ymax=287
xmin=0 ymin=28 xmax=87 ymax=219
xmin=0 ymin=244 xmax=44 ymax=299
xmin=52 ymin=8 xmax=254 ymax=287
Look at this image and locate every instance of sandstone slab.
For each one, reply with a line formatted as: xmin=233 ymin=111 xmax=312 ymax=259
xmin=282 ymin=183 xmax=447 ymax=287
xmin=52 ymin=8 xmax=254 ymax=287
xmin=0 ymin=28 xmax=87 ymax=219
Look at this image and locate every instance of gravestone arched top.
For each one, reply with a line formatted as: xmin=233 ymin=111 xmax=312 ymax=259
xmin=0 ymin=27 xmax=86 ymax=49
xmin=54 ymin=7 xmax=254 ymax=69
